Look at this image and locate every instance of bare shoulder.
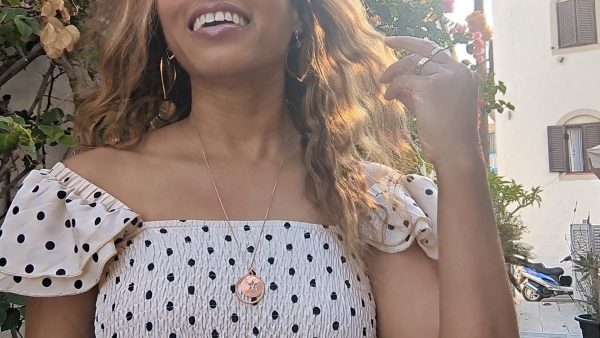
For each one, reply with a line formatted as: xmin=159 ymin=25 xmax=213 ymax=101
xmin=368 ymin=244 xmax=439 ymax=338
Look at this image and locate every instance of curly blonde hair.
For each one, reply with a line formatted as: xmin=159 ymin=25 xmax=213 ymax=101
xmin=76 ymin=0 xmax=417 ymax=257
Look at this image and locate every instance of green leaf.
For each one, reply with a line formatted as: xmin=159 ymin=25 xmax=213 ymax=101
xmin=58 ymin=135 xmax=76 ymax=147
xmin=0 ymin=132 xmax=20 ymax=154
xmin=3 ymin=294 xmax=25 ymax=306
xmin=0 ymin=308 xmax=21 ymax=332
xmin=14 ymin=15 xmax=33 ymax=41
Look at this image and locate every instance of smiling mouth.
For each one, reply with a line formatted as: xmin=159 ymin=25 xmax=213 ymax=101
xmin=191 ymin=11 xmax=250 ymax=31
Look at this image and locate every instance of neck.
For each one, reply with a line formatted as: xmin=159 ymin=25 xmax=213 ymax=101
xmin=182 ymin=70 xmax=299 ymax=163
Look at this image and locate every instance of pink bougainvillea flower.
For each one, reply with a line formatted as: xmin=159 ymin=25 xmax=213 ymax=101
xmin=441 ymin=0 xmax=455 ymax=13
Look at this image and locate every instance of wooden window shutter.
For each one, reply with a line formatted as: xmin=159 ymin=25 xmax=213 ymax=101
xmin=558 ymin=0 xmax=579 ymax=48
xmin=576 ymin=0 xmax=598 ymax=45
xmin=548 ymin=125 xmax=568 ymax=172
xmin=583 ymin=122 xmax=600 ymax=171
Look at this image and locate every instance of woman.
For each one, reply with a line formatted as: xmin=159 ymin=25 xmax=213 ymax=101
xmin=0 ymin=0 xmax=518 ymax=337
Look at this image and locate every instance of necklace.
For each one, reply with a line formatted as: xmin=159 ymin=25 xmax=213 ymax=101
xmin=192 ymin=125 xmax=288 ymax=305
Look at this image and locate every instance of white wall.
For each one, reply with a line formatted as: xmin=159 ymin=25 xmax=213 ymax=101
xmin=492 ymin=0 xmax=600 ymax=268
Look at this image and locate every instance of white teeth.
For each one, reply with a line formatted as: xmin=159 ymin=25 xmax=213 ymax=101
xmin=192 ymin=11 xmax=248 ymax=31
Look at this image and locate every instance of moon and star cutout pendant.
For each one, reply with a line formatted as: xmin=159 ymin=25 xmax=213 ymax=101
xmin=235 ymin=272 xmax=265 ymax=305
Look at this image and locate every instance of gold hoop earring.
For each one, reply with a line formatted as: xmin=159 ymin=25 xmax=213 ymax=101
xmin=160 ymin=49 xmax=177 ymax=100
xmin=286 ymin=31 xmax=309 ymax=83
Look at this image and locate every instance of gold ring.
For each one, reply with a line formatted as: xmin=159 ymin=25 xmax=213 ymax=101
xmin=429 ymin=46 xmax=446 ymax=60
xmin=415 ymin=57 xmax=431 ymax=75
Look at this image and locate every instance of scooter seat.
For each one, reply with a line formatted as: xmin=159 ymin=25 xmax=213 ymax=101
xmin=532 ymin=266 xmax=564 ymax=276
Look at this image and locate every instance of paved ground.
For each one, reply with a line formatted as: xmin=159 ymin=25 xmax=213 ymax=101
xmin=517 ymin=293 xmax=585 ymax=338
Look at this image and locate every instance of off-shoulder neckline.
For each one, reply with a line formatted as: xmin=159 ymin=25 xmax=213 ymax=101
xmin=47 ymin=161 xmax=335 ymax=228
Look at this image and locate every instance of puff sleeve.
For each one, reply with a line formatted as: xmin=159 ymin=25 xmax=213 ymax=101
xmin=360 ymin=162 xmax=439 ymax=260
xmin=0 ymin=162 xmax=141 ymax=297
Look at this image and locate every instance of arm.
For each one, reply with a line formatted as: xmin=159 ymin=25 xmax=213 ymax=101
xmin=25 ymin=286 xmax=98 ymax=337
xmin=435 ymin=155 xmax=518 ymax=337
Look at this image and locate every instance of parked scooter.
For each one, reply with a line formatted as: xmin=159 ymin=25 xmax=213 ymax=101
xmin=515 ymin=255 xmax=574 ymax=301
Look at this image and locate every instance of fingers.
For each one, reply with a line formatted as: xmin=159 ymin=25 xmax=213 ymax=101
xmin=383 ymin=73 xmax=428 ymax=102
xmin=380 ymin=54 xmax=443 ymax=84
xmin=385 ymin=36 xmax=452 ymax=64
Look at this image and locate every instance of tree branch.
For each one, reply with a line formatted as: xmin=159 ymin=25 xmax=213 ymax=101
xmin=0 ymin=44 xmax=45 ymax=88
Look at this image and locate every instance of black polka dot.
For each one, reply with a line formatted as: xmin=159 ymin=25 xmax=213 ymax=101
xmin=271 ymin=311 xmax=279 ymax=320
xmin=265 ymin=234 xmax=273 ymax=241
xmin=202 ymin=225 xmax=209 ymax=232
xmin=25 ymin=264 xmax=34 ymax=273
xmin=89 ymin=202 xmax=97 ymax=208
xmin=16 ymin=234 xmax=25 ymax=243
xmin=291 ymin=295 xmax=298 ymax=303
xmin=231 ymin=313 xmax=239 ymax=322
xmin=270 ymin=282 xmax=278 ymax=291
xmin=425 ymin=189 xmax=433 ymax=195
xmin=94 ymin=191 xmax=102 ymax=198
xmin=73 ymin=245 xmax=78 ymax=253
xmin=159 ymin=228 xmax=168 ymax=234
xmin=333 ymin=321 xmax=340 ymax=330
xmin=307 ymin=254 xmax=313 ymax=262
xmin=167 ymin=273 xmax=175 ymax=282
xmin=211 ymin=329 xmax=219 ymax=337
xmin=230 ymin=285 xmax=236 ymax=293
xmin=35 ymin=211 xmax=45 ymax=221
xmin=284 ymin=222 xmax=291 ymax=229
xmin=407 ymin=175 xmax=414 ymax=182
xmin=146 ymin=290 xmax=153 ymax=300
xmin=387 ymin=224 xmax=396 ymax=230
xmin=145 ymin=240 xmax=152 ymax=247
xmin=404 ymin=220 xmax=410 ymax=227
xmin=147 ymin=263 xmax=155 ymax=271
xmin=228 ymin=258 xmax=235 ymax=266
xmin=323 ymin=243 xmax=329 ymax=250
xmin=71 ymin=218 xmax=76 ymax=227
xmin=13 ymin=276 xmax=21 ymax=283
xmin=128 ymin=283 xmax=135 ymax=292
xmin=111 ymin=333 xmax=116 ymax=338
xmin=225 ymin=235 xmax=232 ymax=242
xmin=126 ymin=311 xmax=133 ymax=321
xmin=74 ymin=280 xmax=83 ymax=289
xmin=166 ymin=248 xmax=173 ymax=256
xmin=207 ymin=247 xmax=214 ymax=254
xmin=93 ymin=253 xmax=99 ymax=262
xmin=350 ymin=307 xmax=356 ymax=316
xmin=187 ymin=258 xmax=196 ymax=267
xmin=188 ymin=316 xmax=196 ymax=325
xmin=209 ymin=271 xmax=216 ymax=280
xmin=57 ymin=191 xmax=67 ymax=199
xmin=185 ymin=236 xmax=192 ymax=243
xmin=291 ymin=324 xmax=299 ymax=333
xmin=310 ymin=279 xmax=316 ymax=287
xmin=340 ymin=256 xmax=347 ymax=264
xmin=331 ymin=292 xmax=337 ymax=300
xmin=166 ymin=301 xmax=174 ymax=311
xmin=304 ymin=232 xmax=311 ymax=239
xmin=42 ymin=278 xmax=52 ymax=287
xmin=253 ymin=327 xmax=259 ymax=335
xmin=313 ymin=307 xmax=321 ymax=315
xmin=44 ymin=241 xmax=55 ymax=250
xmin=129 ymin=259 xmax=135 ymax=267
xmin=12 ymin=206 xmax=19 ymax=215
xmin=209 ymin=299 xmax=217 ymax=308
xmin=247 ymin=246 xmax=254 ymax=253
xmin=169 ymin=334 xmax=176 ymax=338
xmin=65 ymin=219 xmax=72 ymax=228
xmin=188 ymin=286 xmax=195 ymax=295
xmin=82 ymin=243 xmax=90 ymax=252
xmin=244 ymin=224 xmax=251 ymax=231
xmin=95 ymin=217 xmax=102 ymax=225
xmin=32 ymin=185 xmax=39 ymax=193
xmin=56 ymin=269 xmax=66 ymax=275
xmin=289 ymin=268 xmax=296 ymax=276
xmin=1 ymin=258 xmax=9 ymax=267
xmin=267 ymin=257 xmax=275 ymax=264
xmin=115 ymin=276 xmax=120 ymax=284
xmin=326 ymin=266 xmax=333 ymax=274
xmin=286 ymin=243 xmax=293 ymax=251
xmin=145 ymin=322 xmax=153 ymax=331
xmin=345 ymin=280 xmax=351 ymax=288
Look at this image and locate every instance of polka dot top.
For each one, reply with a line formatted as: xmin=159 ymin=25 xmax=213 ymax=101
xmin=0 ymin=161 xmax=438 ymax=337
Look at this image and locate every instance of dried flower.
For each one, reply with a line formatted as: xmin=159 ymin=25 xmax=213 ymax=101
xmin=466 ymin=10 xmax=493 ymax=41
xmin=40 ymin=0 xmax=64 ymax=18
xmin=40 ymin=17 xmax=80 ymax=59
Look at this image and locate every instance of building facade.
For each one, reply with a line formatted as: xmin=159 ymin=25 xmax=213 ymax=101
xmin=492 ymin=0 xmax=600 ymax=267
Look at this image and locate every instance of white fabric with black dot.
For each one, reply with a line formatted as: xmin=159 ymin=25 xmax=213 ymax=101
xmin=0 ymin=161 xmax=438 ymax=337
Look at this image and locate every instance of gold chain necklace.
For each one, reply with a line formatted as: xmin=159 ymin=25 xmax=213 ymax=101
xmin=191 ymin=124 xmax=288 ymax=305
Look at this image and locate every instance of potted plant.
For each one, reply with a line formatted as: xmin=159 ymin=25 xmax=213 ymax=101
xmin=572 ymin=250 xmax=600 ymax=338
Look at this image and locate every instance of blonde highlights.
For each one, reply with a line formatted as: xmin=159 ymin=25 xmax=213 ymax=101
xmin=76 ymin=0 xmax=416 ymax=256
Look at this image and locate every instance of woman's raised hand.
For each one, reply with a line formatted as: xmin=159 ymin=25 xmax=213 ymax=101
xmin=379 ymin=36 xmax=482 ymax=168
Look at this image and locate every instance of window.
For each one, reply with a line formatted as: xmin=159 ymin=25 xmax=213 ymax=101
xmin=548 ymin=122 xmax=600 ymax=173
xmin=557 ymin=0 xmax=598 ymax=48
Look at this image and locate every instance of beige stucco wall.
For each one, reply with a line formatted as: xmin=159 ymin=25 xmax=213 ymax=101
xmin=492 ymin=0 xmax=600 ymax=269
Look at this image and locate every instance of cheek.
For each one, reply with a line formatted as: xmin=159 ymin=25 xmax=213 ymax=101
xmin=155 ymin=0 xmax=185 ymax=48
